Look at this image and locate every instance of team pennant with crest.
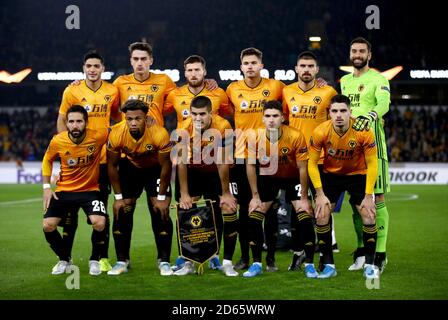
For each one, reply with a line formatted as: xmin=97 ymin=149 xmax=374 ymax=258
xmin=176 ymin=199 xmax=219 ymax=274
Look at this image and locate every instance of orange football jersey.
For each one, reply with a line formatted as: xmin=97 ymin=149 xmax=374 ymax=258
xmin=165 ymin=84 xmax=230 ymax=128
xmin=282 ymin=82 xmax=337 ymax=144
xmin=226 ymin=78 xmax=284 ymax=131
xmin=252 ymin=125 xmax=308 ymax=178
xmin=176 ymin=114 xmax=232 ymax=170
xmin=113 ymin=73 xmax=176 ymax=127
xmin=107 ymin=121 xmax=173 ymax=169
xmin=42 ymin=128 xmax=108 ymax=192
xmin=59 ymin=80 xmax=120 ymax=164
xmin=226 ymin=78 xmax=284 ymax=158
xmin=309 ymin=119 xmax=377 ymax=175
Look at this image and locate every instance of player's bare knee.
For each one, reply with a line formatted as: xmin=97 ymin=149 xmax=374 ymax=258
xmin=221 ymin=203 xmax=232 ymax=213
xmin=43 ymin=219 xmax=58 ymax=232
xmin=359 ymin=210 xmax=375 ymax=225
xmin=90 ymin=216 xmax=106 ymax=231
xmin=316 ymin=211 xmax=330 ymax=225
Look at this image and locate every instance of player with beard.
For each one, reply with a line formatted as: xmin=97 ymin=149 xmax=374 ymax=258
xmin=56 ymin=51 xmax=121 ymax=273
xmin=164 ymin=55 xmax=230 ymax=271
xmin=42 ymin=105 xmax=108 ymax=276
xmin=340 ymin=37 xmax=391 ymax=273
xmin=165 ymin=55 xmax=230 ymax=128
xmin=282 ymin=51 xmax=337 ymax=271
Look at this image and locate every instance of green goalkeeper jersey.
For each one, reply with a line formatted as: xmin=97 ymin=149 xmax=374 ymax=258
xmin=341 ymin=69 xmax=390 ymax=160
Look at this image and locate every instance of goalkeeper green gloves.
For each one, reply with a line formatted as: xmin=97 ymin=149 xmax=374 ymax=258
xmin=352 ymin=111 xmax=378 ymax=131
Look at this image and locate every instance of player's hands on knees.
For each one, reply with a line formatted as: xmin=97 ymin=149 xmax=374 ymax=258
xmin=43 ymin=189 xmax=58 ymax=212
xmin=154 ymin=198 xmax=170 ymax=220
xmin=314 ymin=195 xmax=331 ymax=220
xmin=179 ymin=194 xmax=193 ymax=210
xmin=219 ymin=192 xmax=237 ymax=212
xmin=113 ymin=199 xmax=125 ymax=219
xmin=204 ymin=78 xmax=218 ymax=91
xmin=248 ymin=195 xmax=262 ymax=213
xmin=359 ymin=194 xmax=376 ymax=222
xmin=297 ymin=198 xmax=313 ymax=215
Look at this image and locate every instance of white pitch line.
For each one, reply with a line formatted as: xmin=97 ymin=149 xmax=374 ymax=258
xmin=0 ymin=198 xmax=41 ymax=206
xmin=387 ymin=193 xmax=419 ymax=201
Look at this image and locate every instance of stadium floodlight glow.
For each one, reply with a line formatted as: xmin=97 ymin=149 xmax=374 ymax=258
xmin=339 ymin=66 xmax=403 ymax=80
xmin=401 ymin=94 xmax=412 ymax=99
xmin=410 ymin=70 xmax=448 ymax=79
xmin=37 ymin=71 xmax=115 ymax=81
xmin=309 ymin=36 xmax=321 ymax=42
xmin=0 ymin=68 xmax=32 ymax=83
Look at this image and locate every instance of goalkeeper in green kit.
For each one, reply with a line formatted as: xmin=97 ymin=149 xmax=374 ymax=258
xmin=340 ymin=37 xmax=390 ymax=273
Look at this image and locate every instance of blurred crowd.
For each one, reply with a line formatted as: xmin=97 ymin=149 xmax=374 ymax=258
xmin=386 ymin=106 xmax=448 ymax=162
xmin=0 ymin=108 xmax=58 ymax=161
xmin=0 ymin=106 xmax=446 ymax=162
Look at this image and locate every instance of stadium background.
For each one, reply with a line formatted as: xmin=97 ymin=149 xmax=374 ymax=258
xmin=0 ymin=0 xmax=447 ymax=303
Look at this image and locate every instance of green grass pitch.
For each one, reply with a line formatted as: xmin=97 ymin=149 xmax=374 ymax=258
xmin=0 ymin=184 xmax=447 ymax=300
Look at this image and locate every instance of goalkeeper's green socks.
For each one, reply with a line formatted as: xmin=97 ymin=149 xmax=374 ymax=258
xmin=375 ymin=201 xmax=389 ymax=253
xmin=352 ymin=201 xmax=389 ymax=253
xmin=351 ymin=204 xmax=364 ymax=249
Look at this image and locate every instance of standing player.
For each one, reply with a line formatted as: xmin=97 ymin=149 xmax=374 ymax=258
xmin=308 ymin=94 xmax=379 ymax=279
xmin=340 ymin=37 xmax=391 ymax=272
xmin=282 ymin=51 xmax=337 ymax=270
xmin=113 ymin=42 xmax=177 ymax=265
xmin=173 ymin=96 xmax=238 ymax=276
xmin=56 ymin=51 xmax=121 ymax=273
xmin=165 ymin=55 xmax=230 ymax=128
xmin=106 ymin=99 xmax=173 ymax=276
xmin=113 ymin=42 xmax=176 ymax=127
xmin=244 ymin=101 xmax=315 ymax=278
xmin=226 ymin=47 xmax=285 ymax=272
xmin=43 ymin=105 xmax=108 ymax=276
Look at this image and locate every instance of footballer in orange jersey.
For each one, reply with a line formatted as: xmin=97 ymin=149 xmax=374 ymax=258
xmin=243 ymin=101 xmax=314 ymax=278
xmin=165 ymin=55 xmax=230 ymax=128
xmin=56 ymin=51 xmax=120 ymax=272
xmin=282 ymin=51 xmax=338 ymax=271
xmin=42 ymin=105 xmax=108 ymax=276
xmin=172 ymin=96 xmax=237 ymax=276
xmin=225 ymin=47 xmax=285 ymax=271
xmin=282 ymin=52 xmax=337 ymax=147
xmin=106 ymin=99 xmax=174 ymax=276
xmin=308 ymin=94 xmax=378 ymax=279
xmin=113 ymin=42 xmax=176 ymax=127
